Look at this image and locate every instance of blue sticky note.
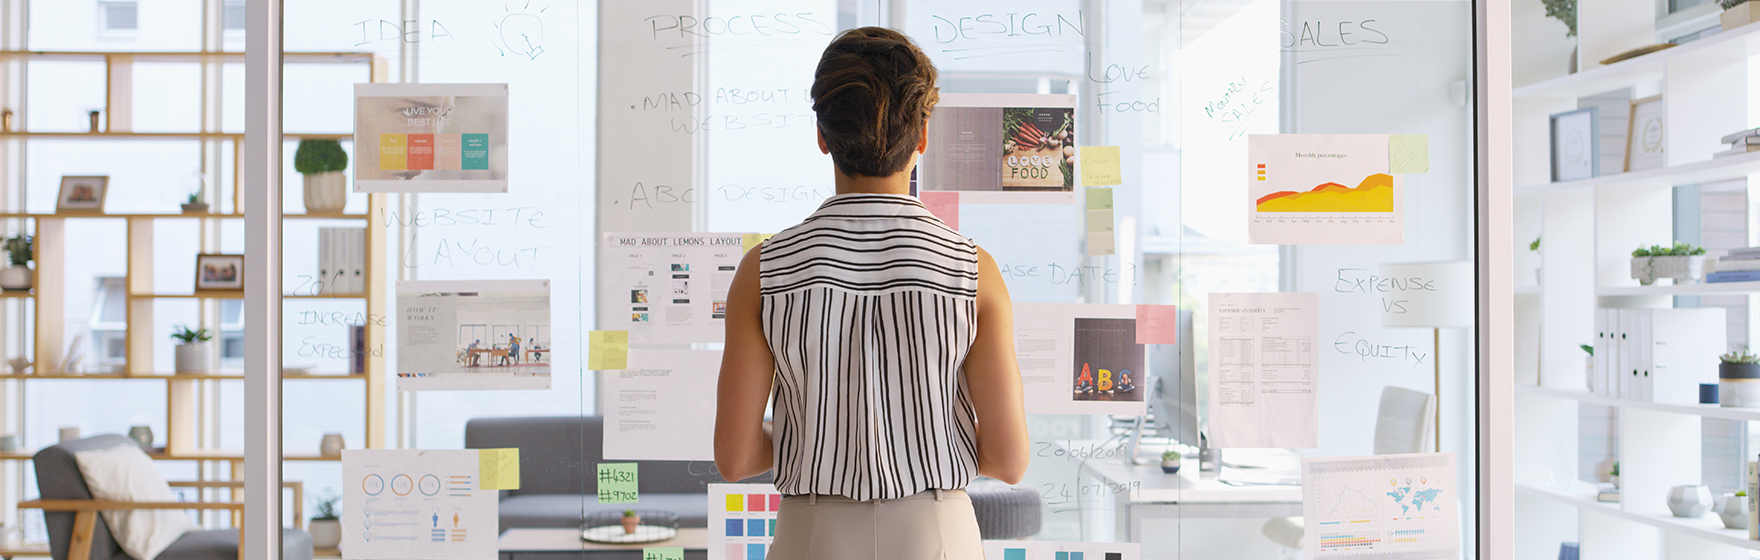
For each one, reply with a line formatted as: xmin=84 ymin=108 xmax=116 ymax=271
xmin=1057 ymin=553 xmax=1070 ymax=560
xmin=768 ymin=519 xmax=776 ymax=536
xmin=747 ymin=519 xmax=766 ymax=537
xmin=725 ymin=519 xmax=743 ymax=536
xmin=1005 ymin=549 xmax=1027 ymax=560
xmin=747 ymin=543 xmax=765 ymax=559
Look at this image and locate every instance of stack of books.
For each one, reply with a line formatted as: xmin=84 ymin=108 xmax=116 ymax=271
xmin=1717 ymin=127 xmax=1760 ymax=158
xmin=1596 ymin=482 xmax=1619 ymax=503
xmin=1709 ymin=247 xmax=1760 ymax=283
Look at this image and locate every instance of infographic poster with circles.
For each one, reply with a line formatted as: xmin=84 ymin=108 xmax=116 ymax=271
xmin=1301 ymin=453 xmax=1459 ymax=558
xmin=342 ymin=450 xmax=498 ymax=560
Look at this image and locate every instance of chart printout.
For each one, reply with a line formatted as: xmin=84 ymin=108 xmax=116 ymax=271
xmin=1208 ymin=292 xmax=1319 ymax=448
xmin=1247 ymin=134 xmax=1402 ymax=245
xmin=600 ymin=233 xmax=745 ymax=344
xmin=1303 ymin=453 xmax=1460 ymax=559
xmin=342 ymin=450 xmax=498 ymax=560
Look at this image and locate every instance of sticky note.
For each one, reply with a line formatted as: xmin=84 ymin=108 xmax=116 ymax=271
xmin=747 ymin=519 xmax=766 ymax=536
xmin=1004 ymin=549 xmax=1028 ymax=560
xmin=476 ymin=448 xmax=520 ymax=490
xmin=588 ymin=330 xmax=629 ymax=370
xmin=596 ymin=462 xmax=638 ymax=503
xmin=1087 ymin=233 xmax=1115 ymax=256
xmin=727 ymin=544 xmax=744 ymax=560
xmin=725 ymin=494 xmax=744 ymax=512
xmin=1086 ymin=210 xmax=1114 ymax=233
xmin=1080 ymin=146 xmax=1122 ymax=186
xmin=1390 ymin=134 xmax=1429 ymax=174
xmin=1085 ymin=187 xmax=1113 ymax=210
xmin=725 ymin=518 xmax=744 ymax=536
xmin=1136 ymin=305 xmax=1178 ymax=345
xmin=920 ymin=191 xmax=959 ymax=230
xmin=747 ymin=494 xmax=766 ymax=512
xmin=747 ymin=544 xmax=766 ymax=560
xmin=643 ymin=547 xmax=684 ymax=560
xmin=768 ymin=494 xmax=781 ymax=511
xmin=741 ymin=233 xmax=774 ymax=254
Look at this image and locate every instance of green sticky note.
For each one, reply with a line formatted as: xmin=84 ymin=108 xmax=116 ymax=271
xmin=643 ymin=548 xmax=684 ymax=560
xmin=1085 ymin=187 xmax=1114 ymax=211
xmin=588 ymin=330 xmax=629 ymax=370
xmin=1087 ymin=210 xmax=1114 ymax=233
xmin=1079 ymin=146 xmax=1122 ymax=186
xmin=1390 ymin=134 xmax=1429 ymax=174
xmin=477 ymin=448 xmax=520 ymax=490
xmin=597 ymin=462 xmax=639 ymax=503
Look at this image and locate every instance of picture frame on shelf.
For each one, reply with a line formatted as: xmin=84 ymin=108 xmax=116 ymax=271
xmin=194 ymin=254 xmax=244 ymax=291
xmin=1623 ymin=95 xmax=1666 ymax=172
xmin=56 ymin=175 xmax=108 ymax=212
xmin=1550 ymin=107 xmax=1599 ymax=182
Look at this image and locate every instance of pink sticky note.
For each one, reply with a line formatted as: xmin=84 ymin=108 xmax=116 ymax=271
xmin=748 ymin=494 xmax=766 ymax=512
xmin=1136 ymin=305 xmax=1178 ymax=345
xmin=919 ymin=191 xmax=959 ymax=230
xmin=727 ymin=543 xmax=745 ymax=560
xmin=768 ymin=494 xmax=782 ymax=511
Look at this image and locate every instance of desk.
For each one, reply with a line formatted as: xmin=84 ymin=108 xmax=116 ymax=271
xmin=498 ymin=528 xmax=707 ymax=560
xmin=1056 ymin=440 xmax=1301 ymax=553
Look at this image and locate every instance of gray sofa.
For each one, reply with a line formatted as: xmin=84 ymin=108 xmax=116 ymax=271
xmin=464 ymin=416 xmax=771 ymax=530
xmin=34 ymin=435 xmax=313 ymax=560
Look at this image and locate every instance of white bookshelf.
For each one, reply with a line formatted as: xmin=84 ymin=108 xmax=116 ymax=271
xmin=1514 ymin=151 xmax=1760 ymax=195
xmin=1598 ymin=281 xmax=1760 ymax=296
xmin=1513 ymin=22 xmax=1760 ymax=98
xmin=1516 ymin=483 xmax=1760 ymax=552
xmin=1517 ymin=384 xmax=1760 ymax=422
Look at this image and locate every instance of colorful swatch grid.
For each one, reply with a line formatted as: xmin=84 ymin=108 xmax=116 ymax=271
xmin=982 ymin=540 xmax=1140 ymax=560
xmin=708 ymin=483 xmax=782 ymax=560
xmin=379 ymin=133 xmax=489 ymax=171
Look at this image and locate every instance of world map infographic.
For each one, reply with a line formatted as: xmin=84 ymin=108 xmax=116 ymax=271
xmin=1303 ymin=453 xmax=1459 ymax=559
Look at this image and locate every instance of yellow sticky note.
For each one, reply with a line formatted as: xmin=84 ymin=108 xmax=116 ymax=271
xmin=1390 ymin=134 xmax=1429 ymax=174
xmin=1080 ymin=146 xmax=1122 ymax=186
xmin=643 ymin=548 xmax=684 ymax=560
xmin=725 ymin=494 xmax=744 ymax=512
xmin=741 ymin=233 xmax=774 ymax=254
xmin=1085 ymin=188 xmax=1114 ymax=211
xmin=588 ymin=330 xmax=629 ymax=370
xmin=596 ymin=462 xmax=639 ymax=503
xmin=477 ymin=448 xmax=520 ymax=490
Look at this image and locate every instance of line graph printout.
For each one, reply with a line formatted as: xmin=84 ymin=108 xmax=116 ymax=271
xmin=1303 ymin=453 xmax=1459 ymax=559
xmin=1248 ymin=134 xmax=1403 ymax=245
xmin=1208 ymin=292 xmax=1319 ymax=448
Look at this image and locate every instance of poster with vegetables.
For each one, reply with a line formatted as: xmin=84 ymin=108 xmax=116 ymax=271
xmin=923 ymin=94 xmax=1078 ymax=195
xmin=1002 ymin=107 xmax=1075 ymax=190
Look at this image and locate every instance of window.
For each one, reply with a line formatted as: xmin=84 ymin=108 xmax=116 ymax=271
xmin=98 ymin=1 xmax=138 ymax=32
xmin=87 ymin=276 xmax=126 ymax=368
xmin=223 ymin=1 xmax=245 ymax=31
xmin=220 ymin=299 xmax=243 ymax=369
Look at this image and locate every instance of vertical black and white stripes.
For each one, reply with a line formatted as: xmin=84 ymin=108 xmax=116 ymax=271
xmin=760 ymin=193 xmax=981 ymax=501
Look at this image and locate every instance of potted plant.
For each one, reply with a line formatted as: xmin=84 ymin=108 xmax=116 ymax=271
xmin=1581 ymin=344 xmax=1594 ymax=391
xmin=1160 ymin=450 xmax=1182 ymax=474
xmin=1723 ymin=0 xmax=1759 ymax=31
xmin=1720 ymin=346 xmax=1760 ymax=407
xmin=181 ymin=192 xmax=208 ymax=214
xmin=1541 ymin=0 xmax=1577 ymax=71
xmin=1530 ymin=237 xmax=1543 ymax=284
xmin=1722 ymin=490 xmax=1750 ymax=529
xmin=1631 ymin=242 xmax=1707 ymax=285
xmin=1610 ymin=461 xmax=1620 ymax=489
xmin=171 ymin=324 xmax=213 ymax=374
xmin=309 ymin=491 xmax=341 ymax=550
xmin=0 ymin=234 xmax=29 ymax=291
xmin=294 ymin=139 xmax=348 ymax=214
xmin=620 ymin=509 xmax=640 ymax=534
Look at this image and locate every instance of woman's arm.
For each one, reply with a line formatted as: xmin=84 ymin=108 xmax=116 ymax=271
xmin=966 ymin=247 xmax=1030 ymax=484
xmin=714 ymin=246 xmax=776 ymax=482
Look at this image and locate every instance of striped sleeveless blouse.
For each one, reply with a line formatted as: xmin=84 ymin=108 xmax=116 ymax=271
xmin=758 ymin=192 xmax=981 ymax=501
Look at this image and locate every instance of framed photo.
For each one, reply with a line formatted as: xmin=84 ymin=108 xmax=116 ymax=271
xmin=1624 ymin=95 xmax=1666 ymax=172
xmin=194 ymin=254 xmax=244 ymax=291
xmin=1550 ymin=107 xmax=1599 ymax=182
xmin=56 ymin=176 xmax=108 ymax=212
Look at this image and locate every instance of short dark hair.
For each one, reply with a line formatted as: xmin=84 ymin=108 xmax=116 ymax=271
xmin=810 ymin=27 xmax=939 ymax=178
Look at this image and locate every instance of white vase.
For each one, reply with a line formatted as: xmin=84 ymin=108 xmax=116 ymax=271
xmin=1721 ymin=494 xmax=1750 ymax=529
xmin=0 ymin=265 xmax=29 ymax=290
xmin=174 ymin=342 xmax=211 ymax=374
xmin=303 ymin=171 xmax=346 ymax=214
xmin=309 ymin=519 xmax=341 ymax=550
xmin=1667 ymin=485 xmax=1713 ymax=518
xmin=1585 ymin=356 xmax=1595 ymax=393
xmin=320 ymin=433 xmax=345 ymax=457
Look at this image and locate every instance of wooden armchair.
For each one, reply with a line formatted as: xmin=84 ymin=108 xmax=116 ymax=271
xmin=28 ymin=436 xmax=311 ymax=560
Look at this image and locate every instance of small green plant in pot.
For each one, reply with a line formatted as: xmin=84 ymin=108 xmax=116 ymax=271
xmin=1630 ymin=242 xmax=1707 ymax=285
xmin=170 ymin=324 xmax=213 ymax=374
xmin=1722 ymin=0 xmax=1760 ymax=32
xmin=181 ymin=191 xmax=208 ymax=214
xmin=1580 ymin=343 xmax=1595 ymax=392
xmin=1530 ymin=237 xmax=1543 ymax=284
xmin=1719 ymin=346 xmax=1760 ymax=408
xmin=1160 ymin=450 xmax=1182 ymax=474
xmin=309 ymin=491 xmax=342 ymax=550
xmin=0 ymin=234 xmax=30 ymax=291
xmin=620 ymin=509 xmax=640 ymax=534
xmin=294 ymin=139 xmax=349 ymax=214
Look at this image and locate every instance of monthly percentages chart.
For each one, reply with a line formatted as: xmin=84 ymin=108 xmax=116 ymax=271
xmin=1302 ymin=453 xmax=1458 ymax=559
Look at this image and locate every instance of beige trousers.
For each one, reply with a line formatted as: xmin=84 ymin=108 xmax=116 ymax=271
xmin=766 ymin=488 xmax=984 ymax=560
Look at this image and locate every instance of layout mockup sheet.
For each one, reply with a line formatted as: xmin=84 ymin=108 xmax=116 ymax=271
xmin=395 ymin=280 xmax=550 ymax=391
xmin=982 ymin=540 xmax=1142 ymax=560
xmin=602 ymin=349 xmax=720 ymax=461
xmin=1013 ymin=303 xmax=1148 ymax=416
xmin=1248 ymin=134 xmax=1403 ymax=245
xmin=600 ymin=233 xmax=745 ymax=344
xmin=708 ymin=483 xmax=783 ymax=560
xmin=1208 ymin=292 xmax=1319 ymax=449
xmin=354 ymin=83 xmax=509 ymax=193
xmin=1303 ymin=453 xmax=1460 ymax=559
xmin=923 ymin=93 xmax=1078 ymax=197
xmin=341 ymin=450 xmax=498 ymax=560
